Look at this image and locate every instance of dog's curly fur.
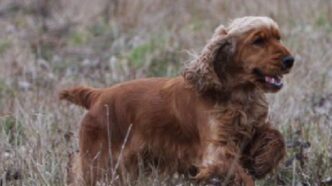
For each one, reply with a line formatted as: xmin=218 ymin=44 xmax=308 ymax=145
xmin=60 ymin=16 xmax=294 ymax=186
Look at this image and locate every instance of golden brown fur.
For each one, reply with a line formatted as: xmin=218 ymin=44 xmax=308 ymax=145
xmin=60 ymin=16 xmax=293 ymax=186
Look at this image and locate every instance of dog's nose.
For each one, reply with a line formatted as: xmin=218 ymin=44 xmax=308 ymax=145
xmin=282 ymin=56 xmax=294 ymax=69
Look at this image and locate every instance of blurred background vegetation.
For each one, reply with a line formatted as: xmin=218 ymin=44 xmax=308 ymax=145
xmin=0 ymin=0 xmax=331 ymax=185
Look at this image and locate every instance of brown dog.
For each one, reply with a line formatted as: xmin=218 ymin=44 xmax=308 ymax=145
xmin=60 ymin=16 xmax=294 ymax=186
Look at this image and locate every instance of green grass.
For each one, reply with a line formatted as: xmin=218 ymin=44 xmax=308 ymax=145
xmin=0 ymin=39 xmax=11 ymax=55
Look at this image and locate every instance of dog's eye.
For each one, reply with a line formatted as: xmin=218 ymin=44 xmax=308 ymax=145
xmin=252 ymin=37 xmax=265 ymax=46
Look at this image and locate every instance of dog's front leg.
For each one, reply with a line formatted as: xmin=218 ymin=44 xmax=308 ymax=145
xmin=194 ymin=143 xmax=254 ymax=186
xmin=241 ymin=126 xmax=286 ymax=179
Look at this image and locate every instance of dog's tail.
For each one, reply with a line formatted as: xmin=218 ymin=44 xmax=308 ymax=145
xmin=59 ymin=86 xmax=100 ymax=109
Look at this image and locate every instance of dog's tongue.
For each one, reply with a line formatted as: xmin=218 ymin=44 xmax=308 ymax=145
xmin=265 ymin=76 xmax=283 ymax=87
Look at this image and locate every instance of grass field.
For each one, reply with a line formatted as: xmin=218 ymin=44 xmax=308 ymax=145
xmin=0 ymin=0 xmax=331 ymax=185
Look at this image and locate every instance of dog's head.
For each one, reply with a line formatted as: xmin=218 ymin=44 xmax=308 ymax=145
xmin=184 ymin=16 xmax=294 ymax=93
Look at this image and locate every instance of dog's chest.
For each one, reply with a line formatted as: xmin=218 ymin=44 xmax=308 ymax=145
xmin=211 ymin=94 xmax=268 ymax=144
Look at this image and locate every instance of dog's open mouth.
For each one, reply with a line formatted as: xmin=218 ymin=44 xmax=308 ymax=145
xmin=253 ymin=69 xmax=284 ymax=90
xmin=264 ymin=75 xmax=283 ymax=88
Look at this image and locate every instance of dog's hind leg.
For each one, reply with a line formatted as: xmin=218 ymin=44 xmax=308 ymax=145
xmin=77 ymin=114 xmax=112 ymax=186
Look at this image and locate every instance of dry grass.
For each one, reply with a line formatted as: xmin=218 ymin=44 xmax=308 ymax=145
xmin=0 ymin=0 xmax=331 ymax=185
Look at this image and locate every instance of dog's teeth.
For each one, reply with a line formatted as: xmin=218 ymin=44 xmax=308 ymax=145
xmin=265 ymin=76 xmax=272 ymax=83
xmin=265 ymin=76 xmax=283 ymax=86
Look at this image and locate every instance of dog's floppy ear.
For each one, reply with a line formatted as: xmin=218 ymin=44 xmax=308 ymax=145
xmin=183 ymin=25 xmax=235 ymax=92
xmin=212 ymin=26 xmax=236 ymax=82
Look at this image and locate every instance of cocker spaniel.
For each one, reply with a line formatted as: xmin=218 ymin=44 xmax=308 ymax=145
xmin=60 ymin=16 xmax=294 ymax=186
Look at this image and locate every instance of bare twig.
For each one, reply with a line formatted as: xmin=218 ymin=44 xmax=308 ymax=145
xmin=110 ymin=124 xmax=133 ymax=184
